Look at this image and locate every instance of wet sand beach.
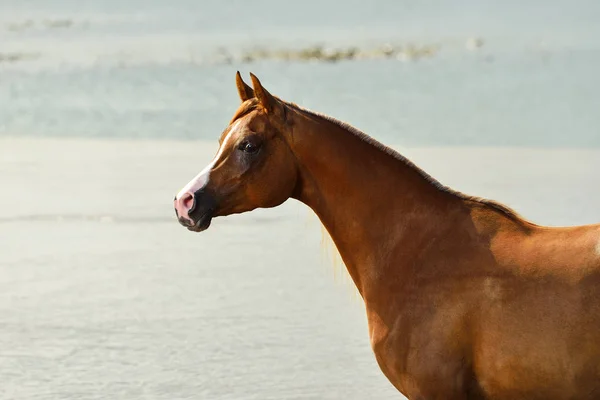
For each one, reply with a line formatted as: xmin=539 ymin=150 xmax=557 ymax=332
xmin=1 ymin=138 xmax=599 ymax=399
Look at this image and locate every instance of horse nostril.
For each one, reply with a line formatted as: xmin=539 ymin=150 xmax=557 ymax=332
xmin=181 ymin=192 xmax=196 ymax=214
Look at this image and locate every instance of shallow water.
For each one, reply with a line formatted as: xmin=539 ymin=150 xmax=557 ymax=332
xmin=1 ymin=1 xmax=600 ymax=398
xmin=1 ymin=0 xmax=600 ymax=146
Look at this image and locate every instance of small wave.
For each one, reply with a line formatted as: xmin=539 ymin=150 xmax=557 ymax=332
xmin=0 ymin=36 xmax=446 ymax=72
xmin=238 ymin=43 xmax=442 ymax=64
xmin=0 ymin=52 xmax=40 ymax=63
xmin=4 ymin=18 xmax=78 ymax=32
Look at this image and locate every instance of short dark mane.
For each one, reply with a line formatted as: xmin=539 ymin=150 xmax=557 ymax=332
xmin=284 ymin=101 xmax=527 ymax=224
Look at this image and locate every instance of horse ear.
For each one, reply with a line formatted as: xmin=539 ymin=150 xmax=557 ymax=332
xmin=249 ymin=72 xmax=277 ymax=113
xmin=236 ymin=71 xmax=254 ymax=102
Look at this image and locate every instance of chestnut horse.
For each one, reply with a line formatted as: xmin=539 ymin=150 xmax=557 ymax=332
xmin=173 ymin=72 xmax=600 ymax=399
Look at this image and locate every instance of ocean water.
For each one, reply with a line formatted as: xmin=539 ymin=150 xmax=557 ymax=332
xmin=1 ymin=0 xmax=599 ymax=146
xmin=1 ymin=1 xmax=600 ymax=399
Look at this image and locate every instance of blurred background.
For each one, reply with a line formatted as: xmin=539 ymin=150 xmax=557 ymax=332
xmin=1 ymin=1 xmax=599 ymax=399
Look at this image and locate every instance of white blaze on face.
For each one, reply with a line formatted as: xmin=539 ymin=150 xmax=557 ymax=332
xmin=175 ymin=120 xmax=241 ymax=200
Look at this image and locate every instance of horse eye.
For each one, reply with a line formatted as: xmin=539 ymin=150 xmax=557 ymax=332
xmin=238 ymin=140 xmax=261 ymax=154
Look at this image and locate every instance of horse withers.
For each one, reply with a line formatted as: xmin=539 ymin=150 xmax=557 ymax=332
xmin=173 ymin=72 xmax=600 ymax=399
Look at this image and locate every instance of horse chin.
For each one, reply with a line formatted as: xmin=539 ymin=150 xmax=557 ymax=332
xmin=187 ymin=214 xmax=213 ymax=233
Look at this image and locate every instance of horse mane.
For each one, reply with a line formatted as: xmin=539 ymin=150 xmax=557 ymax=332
xmin=283 ymin=101 xmax=527 ymax=224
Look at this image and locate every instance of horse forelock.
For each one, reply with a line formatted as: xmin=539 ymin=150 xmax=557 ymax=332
xmin=230 ymin=98 xmax=260 ymax=124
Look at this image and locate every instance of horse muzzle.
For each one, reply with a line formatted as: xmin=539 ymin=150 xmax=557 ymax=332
xmin=174 ymin=189 xmax=216 ymax=233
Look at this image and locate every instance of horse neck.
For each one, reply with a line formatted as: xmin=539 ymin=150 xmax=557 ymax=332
xmin=287 ymin=107 xmax=463 ymax=299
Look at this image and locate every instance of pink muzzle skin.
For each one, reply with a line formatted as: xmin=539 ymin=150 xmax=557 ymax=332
xmin=174 ymin=165 xmax=212 ymax=224
xmin=174 ymin=192 xmax=195 ymax=223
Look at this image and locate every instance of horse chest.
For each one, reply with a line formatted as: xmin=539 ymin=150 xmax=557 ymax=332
xmin=367 ymin=309 xmax=479 ymax=399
